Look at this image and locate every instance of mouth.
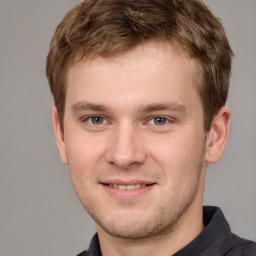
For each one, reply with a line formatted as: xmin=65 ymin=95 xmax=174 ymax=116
xmin=105 ymin=183 xmax=149 ymax=190
xmin=100 ymin=181 xmax=156 ymax=199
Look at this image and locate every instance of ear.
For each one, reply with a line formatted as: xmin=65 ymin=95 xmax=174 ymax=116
xmin=52 ymin=107 xmax=68 ymax=164
xmin=205 ymin=106 xmax=231 ymax=164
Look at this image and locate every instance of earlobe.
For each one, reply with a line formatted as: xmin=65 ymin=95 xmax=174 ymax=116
xmin=52 ymin=107 xmax=68 ymax=164
xmin=205 ymin=106 xmax=231 ymax=164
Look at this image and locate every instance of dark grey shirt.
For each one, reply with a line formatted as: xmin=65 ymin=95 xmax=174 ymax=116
xmin=77 ymin=206 xmax=256 ymax=256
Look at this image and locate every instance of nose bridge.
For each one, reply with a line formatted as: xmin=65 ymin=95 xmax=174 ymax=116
xmin=107 ymin=120 xmax=146 ymax=168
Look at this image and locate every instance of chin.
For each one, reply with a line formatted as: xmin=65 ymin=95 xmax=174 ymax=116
xmin=93 ymin=207 xmax=183 ymax=241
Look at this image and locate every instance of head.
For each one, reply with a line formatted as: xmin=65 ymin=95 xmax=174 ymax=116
xmin=46 ymin=0 xmax=233 ymax=132
xmin=46 ymin=0 xmax=233 ymax=245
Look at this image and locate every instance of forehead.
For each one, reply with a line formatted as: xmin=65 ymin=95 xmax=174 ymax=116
xmin=71 ymin=41 xmax=195 ymax=75
xmin=65 ymin=41 xmax=200 ymax=112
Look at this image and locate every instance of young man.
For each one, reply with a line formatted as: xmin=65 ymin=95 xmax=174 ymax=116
xmin=46 ymin=0 xmax=256 ymax=255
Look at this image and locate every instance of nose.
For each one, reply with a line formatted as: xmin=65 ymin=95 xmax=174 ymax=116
xmin=106 ymin=123 xmax=147 ymax=169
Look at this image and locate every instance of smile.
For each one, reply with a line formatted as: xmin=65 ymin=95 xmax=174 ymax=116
xmin=108 ymin=184 xmax=147 ymax=190
xmin=100 ymin=180 xmax=156 ymax=199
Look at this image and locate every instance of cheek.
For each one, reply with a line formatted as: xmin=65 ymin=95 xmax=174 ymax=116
xmin=64 ymin=132 xmax=106 ymax=184
xmin=148 ymin=131 xmax=204 ymax=181
xmin=65 ymin=136 xmax=100 ymax=205
xmin=148 ymin=133 xmax=194 ymax=166
xmin=66 ymin=130 xmax=104 ymax=162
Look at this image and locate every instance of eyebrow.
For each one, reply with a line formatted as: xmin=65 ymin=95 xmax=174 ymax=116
xmin=71 ymin=101 xmax=187 ymax=115
xmin=140 ymin=103 xmax=187 ymax=114
xmin=72 ymin=101 xmax=109 ymax=112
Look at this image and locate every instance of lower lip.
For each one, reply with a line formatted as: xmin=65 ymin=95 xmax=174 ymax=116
xmin=101 ymin=184 xmax=155 ymax=200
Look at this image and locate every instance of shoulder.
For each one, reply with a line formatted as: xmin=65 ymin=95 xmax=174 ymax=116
xmin=77 ymin=250 xmax=88 ymax=256
xmin=76 ymin=233 xmax=101 ymax=256
xmin=224 ymin=237 xmax=256 ymax=256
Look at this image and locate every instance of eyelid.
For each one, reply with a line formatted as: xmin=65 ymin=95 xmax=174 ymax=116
xmin=82 ymin=115 xmax=109 ymax=125
xmin=146 ymin=116 xmax=174 ymax=125
xmin=80 ymin=115 xmax=175 ymax=126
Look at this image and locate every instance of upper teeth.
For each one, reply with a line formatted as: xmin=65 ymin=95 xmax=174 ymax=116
xmin=109 ymin=184 xmax=146 ymax=190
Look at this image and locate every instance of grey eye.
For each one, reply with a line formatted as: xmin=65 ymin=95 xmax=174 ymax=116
xmin=90 ymin=116 xmax=105 ymax=125
xmin=153 ymin=117 xmax=167 ymax=125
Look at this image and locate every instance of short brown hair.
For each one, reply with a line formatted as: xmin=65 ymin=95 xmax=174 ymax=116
xmin=46 ymin=0 xmax=233 ymax=131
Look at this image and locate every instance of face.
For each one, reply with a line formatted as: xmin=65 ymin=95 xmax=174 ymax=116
xmin=54 ymin=42 xmax=210 ymax=240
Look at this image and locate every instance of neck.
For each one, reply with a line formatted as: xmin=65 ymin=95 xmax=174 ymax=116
xmin=97 ymin=204 xmax=204 ymax=256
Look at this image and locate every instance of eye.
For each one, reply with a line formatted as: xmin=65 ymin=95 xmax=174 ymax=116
xmin=86 ymin=116 xmax=107 ymax=125
xmin=148 ymin=116 xmax=169 ymax=125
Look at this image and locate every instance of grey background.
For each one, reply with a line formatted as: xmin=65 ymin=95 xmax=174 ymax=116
xmin=0 ymin=0 xmax=255 ymax=255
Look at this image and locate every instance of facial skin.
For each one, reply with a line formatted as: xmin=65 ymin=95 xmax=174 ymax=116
xmin=53 ymin=41 xmax=230 ymax=255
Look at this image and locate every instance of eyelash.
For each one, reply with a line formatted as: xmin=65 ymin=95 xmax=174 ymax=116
xmin=82 ymin=115 xmax=174 ymax=126
xmin=147 ymin=116 xmax=173 ymax=126
xmin=83 ymin=116 xmax=109 ymax=125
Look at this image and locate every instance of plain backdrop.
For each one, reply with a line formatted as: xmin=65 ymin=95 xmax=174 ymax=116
xmin=0 ymin=0 xmax=255 ymax=255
